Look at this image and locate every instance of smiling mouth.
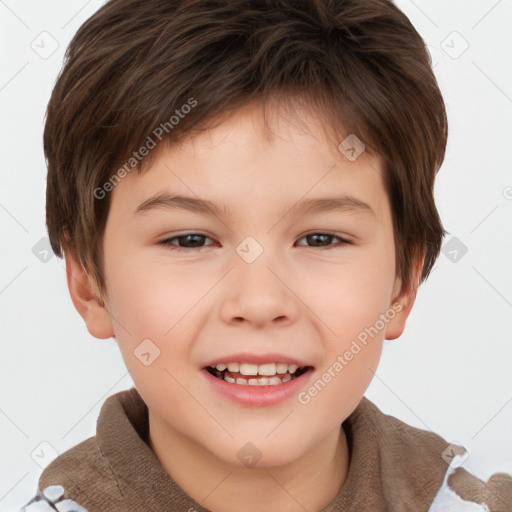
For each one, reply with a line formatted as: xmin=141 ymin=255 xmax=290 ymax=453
xmin=205 ymin=363 xmax=313 ymax=386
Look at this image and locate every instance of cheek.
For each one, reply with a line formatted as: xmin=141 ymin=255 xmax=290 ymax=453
xmin=104 ymin=248 xmax=207 ymax=338
xmin=104 ymin=254 xmax=202 ymax=401
xmin=300 ymin=248 xmax=396 ymax=336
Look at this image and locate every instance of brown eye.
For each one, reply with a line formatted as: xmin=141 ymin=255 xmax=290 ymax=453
xmin=296 ymin=232 xmax=351 ymax=247
xmin=159 ymin=233 xmax=214 ymax=250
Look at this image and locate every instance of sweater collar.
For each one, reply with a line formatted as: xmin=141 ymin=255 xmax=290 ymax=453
xmin=97 ymin=387 xmax=450 ymax=511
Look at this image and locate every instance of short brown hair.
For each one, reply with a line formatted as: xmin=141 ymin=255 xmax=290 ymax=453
xmin=45 ymin=0 xmax=447 ymax=300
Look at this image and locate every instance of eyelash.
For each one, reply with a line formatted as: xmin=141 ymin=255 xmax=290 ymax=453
xmin=157 ymin=232 xmax=352 ymax=251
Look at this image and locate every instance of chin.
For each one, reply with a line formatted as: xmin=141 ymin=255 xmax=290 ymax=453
xmin=207 ymin=433 xmax=311 ymax=470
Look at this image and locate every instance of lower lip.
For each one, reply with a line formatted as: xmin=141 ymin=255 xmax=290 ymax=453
xmin=201 ymin=368 xmax=313 ymax=407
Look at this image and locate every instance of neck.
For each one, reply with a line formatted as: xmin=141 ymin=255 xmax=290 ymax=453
xmin=148 ymin=413 xmax=350 ymax=512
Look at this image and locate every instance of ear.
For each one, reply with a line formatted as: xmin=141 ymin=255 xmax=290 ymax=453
xmin=384 ymin=250 xmax=425 ymax=340
xmin=64 ymin=247 xmax=115 ymax=339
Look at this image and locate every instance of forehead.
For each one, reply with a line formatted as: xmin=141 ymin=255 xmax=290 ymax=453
xmin=108 ymin=100 xmax=388 ymax=223
xmin=153 ymin=98 xmax=376 ymax=166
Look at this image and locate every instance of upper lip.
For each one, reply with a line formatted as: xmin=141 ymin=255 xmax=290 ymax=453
xmin=202 ymin=352 xmax=313 ymax=368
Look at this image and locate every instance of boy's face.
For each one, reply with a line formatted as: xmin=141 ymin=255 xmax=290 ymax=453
xmin=70 ymin=100 xmax=417 ymax=468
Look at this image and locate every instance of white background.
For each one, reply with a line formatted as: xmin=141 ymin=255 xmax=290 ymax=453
xmin=1 ymin=0 xmax=511 ymax=510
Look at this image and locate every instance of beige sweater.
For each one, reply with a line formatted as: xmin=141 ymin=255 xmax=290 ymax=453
xmin=20 ymin=388 xmax=512 ymax=511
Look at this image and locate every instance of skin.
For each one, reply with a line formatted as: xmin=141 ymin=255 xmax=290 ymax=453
xmin=65 ymin=99 xmax=423 ymax=512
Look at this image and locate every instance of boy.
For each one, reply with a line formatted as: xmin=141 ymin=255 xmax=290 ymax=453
xmin=21 ymin=0 xmax=512 ymax=511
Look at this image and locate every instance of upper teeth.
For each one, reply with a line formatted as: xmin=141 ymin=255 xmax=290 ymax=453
xmin=215 ymin=362 xmax=299 ymax=376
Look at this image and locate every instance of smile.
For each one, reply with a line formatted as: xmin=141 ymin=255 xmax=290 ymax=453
xmin=205 ymin=362 xmax=312 ymax=386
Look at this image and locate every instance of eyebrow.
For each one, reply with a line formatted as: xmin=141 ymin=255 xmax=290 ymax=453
xmin=134 ymin=193 xmax=376 ymax=219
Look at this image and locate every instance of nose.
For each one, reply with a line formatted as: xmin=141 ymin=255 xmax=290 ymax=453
xmin=218 ymin=251 xmax=299 ymax=328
